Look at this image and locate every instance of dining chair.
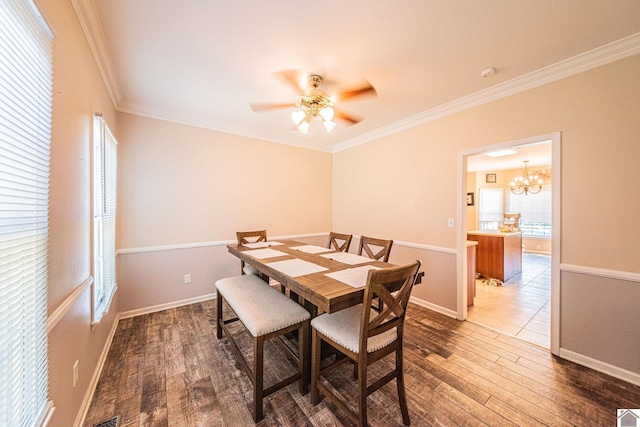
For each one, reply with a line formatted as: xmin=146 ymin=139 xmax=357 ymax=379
xmin=358 ymin=236 xmax=394 ymax=311
xmin=236 ymin=230 xmax=267 ymax=275
xmin=327 ymin=232 xmax=353 ymax=252
xmin=310 ymin=260 xmax=422 ymax=427
xmin=358 ymin=235 xmax=393 ymax=262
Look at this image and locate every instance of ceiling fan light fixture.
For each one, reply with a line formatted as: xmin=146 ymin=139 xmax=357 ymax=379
xmin=319 ymin=106 xmax=334 ymax=121
xmin=291 ymin=110 xmax=306 ymax=126
xmin=297 ymin=120 xmax=310 ymax=134
xmin=322 ymin=119 xmax=336 ymax=133
xmin=251 ymin=71 xmax=377 ymax=135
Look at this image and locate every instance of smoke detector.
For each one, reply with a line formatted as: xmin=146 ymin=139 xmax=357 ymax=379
xmin=481 ymin=67 xmax=497 ymax=78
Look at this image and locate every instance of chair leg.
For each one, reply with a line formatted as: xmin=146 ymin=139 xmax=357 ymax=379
xmin=216 ymin=294 xmax=223 ymax=339
xmin=253 ymin=336 xmax=265 ymax=422
xmin=357 ymin=360 xmax=368 ymax=427
xmin=396 ymin=346 xmax=410 ymax=425
xmin=299 ymin=321 xmax=310 ymax=395
xmin=311 ymin=329 xmax=322 ymax=405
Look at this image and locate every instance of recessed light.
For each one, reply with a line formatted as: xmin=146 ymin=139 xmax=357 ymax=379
xmin=485 ymin=148 xmax=519 ymax=157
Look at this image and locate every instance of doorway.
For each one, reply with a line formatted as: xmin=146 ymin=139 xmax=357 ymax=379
xmin=456 ymin=132 xmax=561 ymax=355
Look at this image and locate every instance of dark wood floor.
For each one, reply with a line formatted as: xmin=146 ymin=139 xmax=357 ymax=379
xmin=83 ymin=299 xmax=640 ymax=426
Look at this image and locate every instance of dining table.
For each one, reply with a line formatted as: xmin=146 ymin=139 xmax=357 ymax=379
xmin=226 ymin=239 xmax=394 ymax=316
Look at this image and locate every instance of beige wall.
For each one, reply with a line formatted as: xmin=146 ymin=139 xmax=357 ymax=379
xmin=336 ymin=56 xmax=640 ymax=270
xmin=43 ymin=0 xmax=121 ymax=426
xmin=117 ymin=114 xmax=332 ymax=249
xmin=115 ymin=114 xmax=333 ymax=312
xmin=333 ymin=55 xmax=640 ymax=375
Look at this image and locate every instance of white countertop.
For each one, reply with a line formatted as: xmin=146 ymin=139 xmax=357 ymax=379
xmin=467 ymin=230 xmax=522 ymax=237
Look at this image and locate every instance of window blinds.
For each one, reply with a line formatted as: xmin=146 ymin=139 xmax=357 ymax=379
xmin=0 ymin=0 xmax=53 ymax=426
xmin=93 ymin=115 xmax=117 ymax=323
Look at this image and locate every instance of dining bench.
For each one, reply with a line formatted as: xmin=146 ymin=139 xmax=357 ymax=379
xmin=215 ymin=274 xmax=310 ymax=422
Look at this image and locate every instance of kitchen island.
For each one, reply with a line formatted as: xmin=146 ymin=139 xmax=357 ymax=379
xmin=467 ymin=230 xmax=522 ymax=282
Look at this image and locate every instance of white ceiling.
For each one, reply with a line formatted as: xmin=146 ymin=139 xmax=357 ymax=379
xmin=467 ymin=141 xmax=552 ymax=173
xmin=79 ymin=1 xmax=640 ymax=153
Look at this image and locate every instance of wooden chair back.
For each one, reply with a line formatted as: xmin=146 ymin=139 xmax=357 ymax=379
xmin=358 ymin=235 xmax=393 ymax=262
xmin=236 ymin=230 xmax=267 ymax=245
xmin=327 ymin=232 xmax=353 ymax=252
xmin=236 ymin=230 xmax=267 ymax=275
xmin=359 ymin=260 xmax=421 ymax=355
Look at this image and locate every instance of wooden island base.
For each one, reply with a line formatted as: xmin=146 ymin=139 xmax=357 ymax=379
xmin=467 ymin=230 xmax=522 ymax=282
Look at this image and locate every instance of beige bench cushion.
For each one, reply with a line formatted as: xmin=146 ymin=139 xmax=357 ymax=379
xmin=216 ymin=274 xmax=309 ymax=337
xmin=311 ymin=304 xmax=397 ymax=354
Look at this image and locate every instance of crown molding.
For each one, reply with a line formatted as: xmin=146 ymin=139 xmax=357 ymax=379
xmin=71 ymin=0 xmax=122 ymax=108
xmin=333 ymin=32 xmax=640 ymax=153
xmin=117 ymin=100 xmax=334 ymax=153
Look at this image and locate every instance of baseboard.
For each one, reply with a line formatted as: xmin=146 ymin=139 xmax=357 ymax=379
xmin=409 ymin=295 xmax=458 ymax=319
xmin=74 ymin=312 xmax=122 ymax=427
xmin=523 ymin=249 xmax=552 ymax=256
xmin=558 ymin=347 xmax=640 ymax=387
xmin=118 ymin=293 xmax=217 ymax=319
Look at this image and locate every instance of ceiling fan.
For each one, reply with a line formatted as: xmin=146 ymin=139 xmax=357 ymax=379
xmin=250 ymin=70 xmax=377 ymax=134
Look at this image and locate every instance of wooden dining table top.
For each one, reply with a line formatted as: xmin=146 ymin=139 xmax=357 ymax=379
xmin=227 ymin=240 xmax=393 ymax=314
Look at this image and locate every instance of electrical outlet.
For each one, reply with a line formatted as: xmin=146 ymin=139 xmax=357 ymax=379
xmin=447 ymin=218 xmax=454 ymax=228
xmin=184 ymin=273 xmax=191 ymax=284
xmin=73 ymin=360 xmax=79 ymax=387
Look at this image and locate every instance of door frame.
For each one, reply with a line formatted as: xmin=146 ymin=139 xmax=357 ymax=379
xmin=456 ymin=132 xmax=561 ymax=355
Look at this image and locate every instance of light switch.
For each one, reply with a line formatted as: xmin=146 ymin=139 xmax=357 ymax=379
xmin=447 ymin=218 xmax=454 ymax=228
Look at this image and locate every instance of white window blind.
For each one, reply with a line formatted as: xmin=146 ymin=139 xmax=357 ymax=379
xmin=478 ymin=188 xmax=503 ymax=230
xmin=0 ymin=0 xmax=54 ymax=426
xmin=93 ymin=115 xmax=117 ymax=323
xmin=507 ymin=185 xmax=552 ymax=237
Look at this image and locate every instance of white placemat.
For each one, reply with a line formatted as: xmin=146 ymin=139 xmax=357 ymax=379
xmin=243 ymin=241 xmax=284 ymax=248
xmin=325 ymin=266 xmax=382 ymax=288
xmin=290 ymin=244 xmax=333 ymax=254
xmin=265 ymin=259 xmax=329 ymax=277
xmin=244 ymin=248 xmax=287 ymax=259
xmin=320 ymin=252 xmax=376 ymax=265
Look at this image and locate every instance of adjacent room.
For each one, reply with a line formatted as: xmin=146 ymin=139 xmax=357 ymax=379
xmin=2 ymin=1 xmax=640 ymax=426
xmin=465 ymin=141 xmax=553 ymax=348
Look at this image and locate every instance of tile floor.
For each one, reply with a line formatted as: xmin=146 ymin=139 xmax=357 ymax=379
xmin=466 ymin=252 xmax=551 ymax=348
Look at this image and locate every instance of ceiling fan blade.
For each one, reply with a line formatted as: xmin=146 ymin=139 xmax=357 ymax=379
xmin=334 ymin=108 xmax=362 ymax=125
xmin=250 ymin=102 xmax=297 ymax=112
xmin=273 ymin=69 xmax=307 ymax=95
xmin=334 ymin=80 xmax=377 ymax=102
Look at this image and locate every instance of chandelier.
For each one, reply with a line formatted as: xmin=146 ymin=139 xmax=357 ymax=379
xmin=510 ymin=160 xmax=546 ymax=195
xmin=290 ymin=75 xmax=336 ymax=134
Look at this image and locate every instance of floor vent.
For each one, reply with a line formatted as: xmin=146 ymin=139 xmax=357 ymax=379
xmin=94 ymin=415 xmax=120 ymax=427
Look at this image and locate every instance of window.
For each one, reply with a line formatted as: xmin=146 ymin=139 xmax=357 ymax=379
xmin=506 ymin=185 xmax=552 ymax=237
xmin=478 ymin=186 xmax=552 ymax=237
xmin=0 ymin=0 xmax=54 ymax=425
xmin=478 ymin=188 xmax=504 ymax=231
xmin=92 ymin=115 xmax=118 ymax=323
